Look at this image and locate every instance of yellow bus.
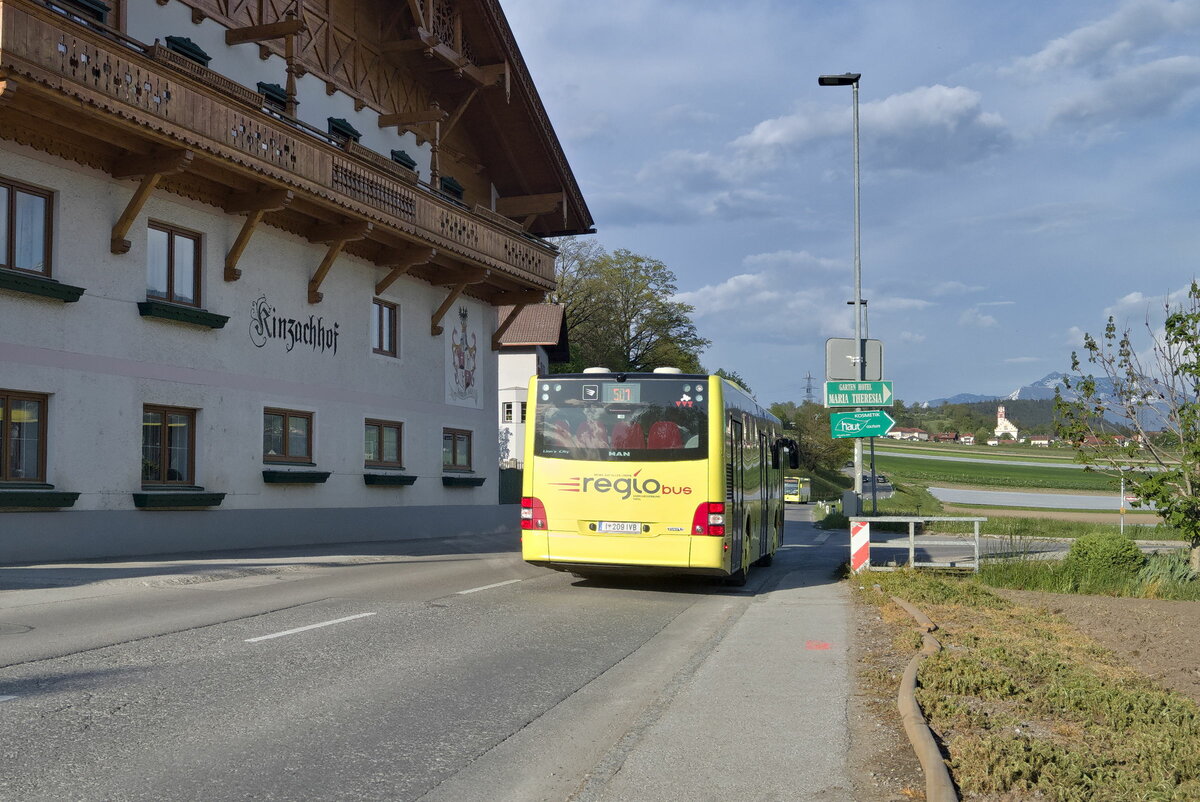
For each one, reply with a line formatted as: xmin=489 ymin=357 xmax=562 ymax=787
xmin=784 ymin=476 xmax=811 ymax=504
xmin=520 ymin=369 xmax=798 ymax=585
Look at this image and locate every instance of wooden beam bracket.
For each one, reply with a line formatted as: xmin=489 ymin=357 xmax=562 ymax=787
xmin=375 ymin=247 xmax=437 ymax=295
xmin=430 ymin=268 xmax=488 ymax=335
xmin=225 ymin=17 xmax=305 ymax=46
xmin=223 ymin=190 xmax=293 ymax=281
xmin=306 ymin=221 xmax=372 ymax=303
xmin=109 ymin=149 xmax=194 ymax=254
xmin=378 ymin=105 xmax=447 ymax=129
xmin=492 ymin=303 xmax=527 ymax=351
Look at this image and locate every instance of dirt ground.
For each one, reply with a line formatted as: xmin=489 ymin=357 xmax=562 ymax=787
xmin=848 ymin=585 xmax=1200 ymax=801
xmin=996 ymin=589 xmax=1200 ymax=705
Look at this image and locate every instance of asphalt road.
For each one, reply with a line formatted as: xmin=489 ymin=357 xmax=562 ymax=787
xmin=0 ymin=509 xmax=857 ymax=801
xmin=928 ymin=486 xmax=1130 ymax=510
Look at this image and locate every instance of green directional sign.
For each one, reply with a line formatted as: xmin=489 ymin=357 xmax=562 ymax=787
xmin=830 ymin=409 xmax=896 ymax=439
xmin=825 ymin=380 xmax=893 ymax=408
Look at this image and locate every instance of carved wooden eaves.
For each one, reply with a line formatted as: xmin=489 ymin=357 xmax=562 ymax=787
xmin=491 ymin=291 xmax=545 ymax=351
xmin=306 ymin=221 xmax=373 ymax=304
xmin=431 ymin=266 xmax=489 ymax=336
xmin=110 ymin=149 xmax=194 ymax=254
xmin=375 ymin=245 xmax=437 ymax=296
xmin=223 ymin=188 xmax=294 ymax=281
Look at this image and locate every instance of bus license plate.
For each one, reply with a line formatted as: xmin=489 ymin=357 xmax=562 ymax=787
xmin=598 ymin=521 xmax=641 ymax=534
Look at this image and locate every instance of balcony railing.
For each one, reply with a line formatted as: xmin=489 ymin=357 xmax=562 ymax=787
xmin=0 ymin=0 xmax=557 ymax=290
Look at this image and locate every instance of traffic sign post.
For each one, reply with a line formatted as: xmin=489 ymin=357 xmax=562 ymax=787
xmin=825 ymin=380 xmax=893 ymax=408
xmin=830 ymin=409 xmax=895 ymax=439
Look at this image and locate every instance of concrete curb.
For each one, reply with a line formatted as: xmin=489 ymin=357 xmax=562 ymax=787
xmin=890 ymin=595 xmax=959 ymax=802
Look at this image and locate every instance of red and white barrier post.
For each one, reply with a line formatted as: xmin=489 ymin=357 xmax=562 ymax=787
xmin=850 ymin=519 xmax=870 ymax=573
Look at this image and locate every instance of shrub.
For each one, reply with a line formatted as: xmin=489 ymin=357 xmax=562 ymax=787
xmin=818 ymin=509 xmax=849 ymax=530
xmin=1138 ymin=549 xmax=1197 ymax=588
xmin=1063 ymin=531 xmax=1145 ymax=579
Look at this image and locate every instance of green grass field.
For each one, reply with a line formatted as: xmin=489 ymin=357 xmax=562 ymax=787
xmin=872 ymin=453 xmax=1118 ymax=492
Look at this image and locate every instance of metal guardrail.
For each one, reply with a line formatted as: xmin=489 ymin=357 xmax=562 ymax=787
xmin=854 ymin=516 xmax=988 ymax=572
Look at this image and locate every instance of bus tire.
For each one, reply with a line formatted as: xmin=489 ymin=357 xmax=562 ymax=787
xmin=724 ymin=564 xmax=748 ymax=586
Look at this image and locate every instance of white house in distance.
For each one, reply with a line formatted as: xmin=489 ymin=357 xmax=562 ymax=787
xmin=0 ymin=0 xmax=592 ymax=562
xmin=887 ymin=427 xmax=929 ymax=442
xmin=994 ymin=405 xmax=1020 ymax=441
xmin=496 ymin=304 xmax=568 ymax=466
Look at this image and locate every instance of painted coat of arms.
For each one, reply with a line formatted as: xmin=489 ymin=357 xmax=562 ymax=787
xmin=447 ymin=306 xmax=480 ymax=406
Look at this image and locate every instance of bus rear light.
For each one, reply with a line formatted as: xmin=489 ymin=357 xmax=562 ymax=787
xmin=692 ymin=502 xmax=726 ymax=536
xmin=521 ymin=496 xmax=547 ymax=530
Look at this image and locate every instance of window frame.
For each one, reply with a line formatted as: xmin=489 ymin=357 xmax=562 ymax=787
xmin=502 ymin=402 xmax=526 ymax=423
xmin=147 ymin=221 xmax=202 ymax=308
xmin=442 ymin=427 xmax=473 ymax=472
xmin=0 ymin=177 xmax=53 ymax=277
xmin=263 ymin=407 xmax=314 ymax=464
xmin=141 ymin=404 xmax=196 ymax=486
xmin=364 ymin=418 xmax=404 ymax=468
xmin=371 ymin=297 xmax=398 ymax=357
xmin=0 ymin=389 xmax=48 ymax=483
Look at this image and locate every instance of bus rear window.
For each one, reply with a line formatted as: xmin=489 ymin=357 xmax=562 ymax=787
xmin=533 ymin=378 xmax=708 ymax=462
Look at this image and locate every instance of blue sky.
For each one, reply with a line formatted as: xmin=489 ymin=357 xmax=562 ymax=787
xmin=501 ymin=0 xmax=1200 ymax=405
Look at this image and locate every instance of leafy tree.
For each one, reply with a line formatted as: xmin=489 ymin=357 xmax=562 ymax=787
xmin=1055 ymin=282 xmax=1200 ymax=570
xmin=548 ymin=239 xmax=709 ymax=373
xmin=713 ymin=368 xmax=752 ymax=394
xmin=769 ymin=401 xmax=852 ymax=472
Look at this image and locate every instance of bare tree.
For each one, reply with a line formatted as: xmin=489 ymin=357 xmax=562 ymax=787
xmin=1055 ymin=281 xmax=1200 ymax=570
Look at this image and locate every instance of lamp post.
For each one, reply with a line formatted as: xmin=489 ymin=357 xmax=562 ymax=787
xmin=821 ymin=71 xmax=863 ymax=513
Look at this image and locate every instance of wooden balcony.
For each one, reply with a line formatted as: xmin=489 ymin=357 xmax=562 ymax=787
xmin=0 ymin=0 xmax=557 ymax=301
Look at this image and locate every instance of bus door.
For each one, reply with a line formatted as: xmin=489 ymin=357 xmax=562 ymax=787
xmin=727 ymin=416 xmax=744 ymax=570
xmin=758 ymin=430 xmax=769 ymax=561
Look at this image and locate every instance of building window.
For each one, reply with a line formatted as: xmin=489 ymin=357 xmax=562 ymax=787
xmin=142 ymin=405 xmax=195 ymax=484
xmin=365 ymin=419 xmax=403 ymax=467
xmin=443 ymin=428 xmax=472 ymax=471
xmin=264 ymin=408 xmax=313 ymax=463
xmin=147 ymin=223 xmax=200 ymax=307
xmin=0 ymin=390 xmax=47 ymax=483
xmin=0 ymin=178 xmax=52 ymax=276
xmin=372 ymin=298 xmax=398 ymax=357
xmin=502 ymin=402 xmax=526 ymax=423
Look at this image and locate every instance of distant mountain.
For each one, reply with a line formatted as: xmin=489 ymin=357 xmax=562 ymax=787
xmin=922 ymin=372 xmax=1118 ymax=407
xmin=920 ymin=392 xmax=1001 ymax=408
xmin=1006 ymin=371 xmax=1069 ymax=401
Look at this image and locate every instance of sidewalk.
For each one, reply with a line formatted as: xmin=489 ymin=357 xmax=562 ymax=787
xmin=579 ymin=555 xmax=855 ymax=801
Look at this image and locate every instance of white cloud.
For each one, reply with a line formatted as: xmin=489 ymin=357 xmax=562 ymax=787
xmin=931 ymin=281 xmax=986 ymax=296
xmin=1053 ymin=56 xmax=1200 ymax=123
xmin=899 ymin=331 xmax=927 ymax=344
xmin=1004 ymin=356 xmax=1043 ymax=364
xmin=743 ymin=250 xmax=842 ymax=272
xmin=874 ymin=297 xmax=934 ymax=312
xmin=734 ymin=85 xmax=1012 ymax=173
xmin=959 ymin=308 xmax=999 ymax=327
xmin=1014 ymin=0 xmax=1200 ymax=76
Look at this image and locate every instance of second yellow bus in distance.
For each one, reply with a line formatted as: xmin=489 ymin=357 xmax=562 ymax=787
xmin=520 ymin=368 xmax=798 ymax=585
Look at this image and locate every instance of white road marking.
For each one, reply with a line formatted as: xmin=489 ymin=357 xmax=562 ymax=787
xmin=457 ymin=578 xmax=523 ymax=595
xmin=245 ymin=612 xmax=376 ymax=643
xmin=0 ymin=695 xmax=17 ymax=702
xmin=814 ymin=531 xmax=832 ymax=545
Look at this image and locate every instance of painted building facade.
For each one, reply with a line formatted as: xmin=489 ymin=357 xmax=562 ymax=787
xmin=495 ymin=303 xmax=567 ymax=466
xmin=0 ymin=0 xmax=592 ymax=562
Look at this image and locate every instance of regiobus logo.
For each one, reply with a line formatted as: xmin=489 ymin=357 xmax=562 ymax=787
xmin=549 ymin=469 xmax=692 ymax=500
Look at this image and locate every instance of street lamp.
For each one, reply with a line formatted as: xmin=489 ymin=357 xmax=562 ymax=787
xmin=820 ymin=71 xmax=864 ymax=513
